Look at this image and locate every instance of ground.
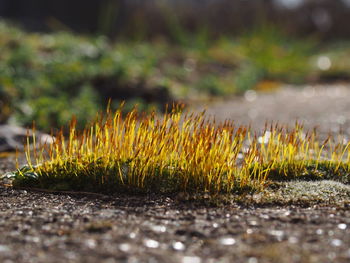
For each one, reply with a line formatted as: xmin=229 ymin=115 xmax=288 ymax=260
xmin=194 ymin=84 xmax=350 ymax=134
xmin=1 ymin=84 xmax=350 ymax=263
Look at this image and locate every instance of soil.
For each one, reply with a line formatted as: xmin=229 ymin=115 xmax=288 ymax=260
xmin=194 ymin=84 xmax=350 ymax=134
xmin=1 ymin=84 xmax=350 ymax=263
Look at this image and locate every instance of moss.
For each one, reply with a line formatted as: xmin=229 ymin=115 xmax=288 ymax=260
xmin=7 ymin=107 xmax=350 ymax=197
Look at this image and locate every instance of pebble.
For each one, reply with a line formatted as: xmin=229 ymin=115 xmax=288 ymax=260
xmin=337 ymin=223 xmax=347 ymax=230
xmin=182 ymin=256 xmax=201 ymax=263
xmin=219 ymin=237 xmax=236 ymax=246
xmin=143 ymin=239 xmax=159 ymax=249
xmin=172 ymin=241 xmax=185 ymax=251
xmin=0 ymin=245 xmax=10 ymax=253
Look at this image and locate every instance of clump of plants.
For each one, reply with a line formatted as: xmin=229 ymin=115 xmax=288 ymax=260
xmin=9 ymin=105 xmax=350 ymax=195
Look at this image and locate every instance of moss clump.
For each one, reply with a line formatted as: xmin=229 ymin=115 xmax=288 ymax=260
xmin=9 ymin=106 xmax=350 ymax=195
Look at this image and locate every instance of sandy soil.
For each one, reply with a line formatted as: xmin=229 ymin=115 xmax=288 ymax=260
xmin=0 ymin=182 xmax=349 ymax=263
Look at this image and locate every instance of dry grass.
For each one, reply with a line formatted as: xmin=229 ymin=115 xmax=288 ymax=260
xmin=11 ymin=105 xmax=350 ymax=194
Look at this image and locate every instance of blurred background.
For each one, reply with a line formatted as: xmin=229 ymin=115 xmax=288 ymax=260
xmin=0 ymin=0 xmax=350 ymax=132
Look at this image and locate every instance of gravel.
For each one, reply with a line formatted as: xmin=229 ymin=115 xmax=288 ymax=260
xmin=0 ymin=181 xmax=349 ymax=263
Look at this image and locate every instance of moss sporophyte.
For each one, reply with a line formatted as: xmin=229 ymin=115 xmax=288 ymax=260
xmin=9 ymin=106 xmax=350 ymax=194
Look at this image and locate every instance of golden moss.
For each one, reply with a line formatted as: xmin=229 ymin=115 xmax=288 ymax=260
xmin=12 ymin=105 xmax=350 ymax=194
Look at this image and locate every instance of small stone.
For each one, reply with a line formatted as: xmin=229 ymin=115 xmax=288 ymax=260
xmin=182 ymin=256 xmax=201 ymax=263
xmin=248 ymin=258 xmax=258 ymax=263
xmin=316 ymin=229 xmax=323 ymax=235
xmin=119 ymin=243 xmax=131 ymax=252
xmin=151 ymin=225 xmax=166 ymax=233
xmin=337 ymin=223 xmax=347 ymax=230
xmin=331 ymin=239 xmax=342 ymax=247
xmin=219 ymin=237 xmax=236 ymax=246
xmin=288 ymin=236 xmax=298 ymax=244
xmin=143 ymin=239 xmax=159 ymax=248
xmin=172 ymin=241 xmax=185 ymax=251
xmin=84 ymin=239 xmax=97 ymax=249
xmin=0 ymin=245 xmax=10 ymax=253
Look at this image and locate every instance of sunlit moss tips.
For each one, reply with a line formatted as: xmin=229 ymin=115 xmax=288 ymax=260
xmin=11 ymin=105 xmax=350 ymax=194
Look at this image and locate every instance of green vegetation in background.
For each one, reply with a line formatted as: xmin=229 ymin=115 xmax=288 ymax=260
xmin=0 ymin=22 xmax=168 ymax=131
xmin=233 ymin=26 xmax=314 ymax=90
xmin=0 ymin=21 xmax=347 ymax=132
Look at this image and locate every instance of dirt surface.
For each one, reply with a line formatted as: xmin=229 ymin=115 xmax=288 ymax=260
xmin=1 ymin=84 xmax=350 ymax=263
xmin=194 ymin=84 xmax=350 ymax=134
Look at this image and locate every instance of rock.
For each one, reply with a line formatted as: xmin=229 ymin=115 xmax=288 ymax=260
xmin=0 ymin=125 xmax=54 ymax=152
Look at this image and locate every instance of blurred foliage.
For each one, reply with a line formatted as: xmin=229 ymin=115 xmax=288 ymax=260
xmin=0 ymin=21 xmax=348 ymax=131
xmin=235 ymin=26 xmax=314 ymax=84
xmin=310 ymin=42 xmax=350 ymax=81
xmin=0 ymin=22 xmax=171 ymax=131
